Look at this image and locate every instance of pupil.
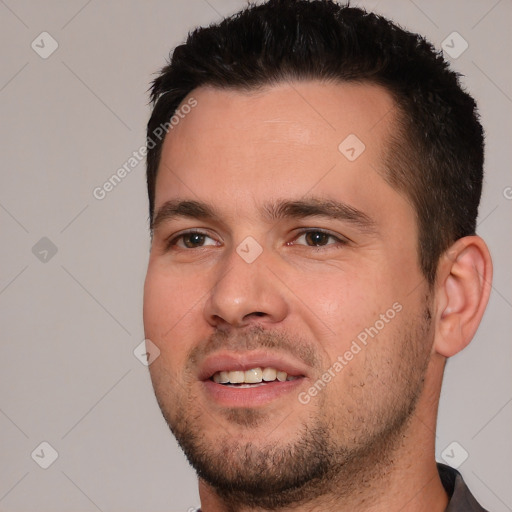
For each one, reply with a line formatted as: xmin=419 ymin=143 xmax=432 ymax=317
xmin=185 ymin=233 xmax=204 ymax=248
xmin=306 ymin=232 xmax=329 ymax=246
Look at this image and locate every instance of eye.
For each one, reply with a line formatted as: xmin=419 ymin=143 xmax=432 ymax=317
xmin=167 ymin=230 xmax=219 ymax=249
xmin=291 ymin=229 xmax=347 ymax=248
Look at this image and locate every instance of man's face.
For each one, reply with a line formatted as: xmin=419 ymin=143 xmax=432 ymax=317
xmin=143 ymin=81 xmax=434 ymax=505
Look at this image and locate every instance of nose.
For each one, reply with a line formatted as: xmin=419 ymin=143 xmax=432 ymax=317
xmin=203 ymin=245 xmax=288 ymax=330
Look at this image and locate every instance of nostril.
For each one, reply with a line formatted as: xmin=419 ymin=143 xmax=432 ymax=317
xmin=239 ymin=311 xmax=267 ymax=324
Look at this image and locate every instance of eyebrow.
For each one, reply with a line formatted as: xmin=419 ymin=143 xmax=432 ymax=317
xmin=151 ymin=197 xmax=377 ymax=234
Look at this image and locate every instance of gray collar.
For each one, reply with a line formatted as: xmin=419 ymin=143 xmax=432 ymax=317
xmin=438 ymin=463 xmax=489 ymax=512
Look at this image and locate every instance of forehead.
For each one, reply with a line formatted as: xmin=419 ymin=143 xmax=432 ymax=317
xmin=155 ymin=80 xmax=402 ymax=219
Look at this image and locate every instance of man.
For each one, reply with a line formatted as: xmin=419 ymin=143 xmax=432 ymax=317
xmin=142 ymin=1 xmax=493 ymax=510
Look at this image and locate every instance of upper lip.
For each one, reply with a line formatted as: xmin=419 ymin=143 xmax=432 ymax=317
xmin=197 ymin=351 xmax=310 ymax=381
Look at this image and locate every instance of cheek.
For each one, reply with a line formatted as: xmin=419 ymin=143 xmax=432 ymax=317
xmin=144 ymin=263 xmax=203 ymax=327
xmin=143 ymin=263 xmax=207 ymax=370
xmin=286 ymin=263 xmax=411 ymax=397
xmin=288 ymin=264 xmax=394 ymax=341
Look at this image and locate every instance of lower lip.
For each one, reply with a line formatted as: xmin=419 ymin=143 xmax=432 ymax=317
xmin=202 ymin=378 xmax=306 ymax=407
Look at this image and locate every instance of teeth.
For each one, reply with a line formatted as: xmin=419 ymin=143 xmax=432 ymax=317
xmin=244 ymin=368 xmax=262 ymax=383
xmin=211 ymin=367 xmax=299 ymax=385
xmin=213 ymin=371 xmax=229 ymax=384
xmin=262 ymin=367 xmax=277 ymax=381
xmin=229 ymin=370 xmax=245 ymax=384
xmin=276 ymin=370 xmax=287 ymax=382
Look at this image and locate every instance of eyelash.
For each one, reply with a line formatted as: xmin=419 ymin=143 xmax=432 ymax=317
xmin=165 ymin=229 xmax=348 ymax=251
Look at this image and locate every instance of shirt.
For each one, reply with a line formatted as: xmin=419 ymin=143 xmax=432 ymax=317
xmin=438 ymin=462 xmax=489 ymax=512
xmin=190 ymin=463 xmax=489 ymax=511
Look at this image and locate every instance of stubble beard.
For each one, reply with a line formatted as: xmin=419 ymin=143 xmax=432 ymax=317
xmin=152 ymin=306 xmax=433 ymax=509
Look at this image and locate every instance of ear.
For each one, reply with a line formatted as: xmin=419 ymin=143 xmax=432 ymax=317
xmin=433 ymin=236 xmax=493 ymax=358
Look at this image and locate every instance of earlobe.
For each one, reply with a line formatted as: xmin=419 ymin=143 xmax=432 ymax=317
xmin=434 ymin=236 xmax=493 ymax=358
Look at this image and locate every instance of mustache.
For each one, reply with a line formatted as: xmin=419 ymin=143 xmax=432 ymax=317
xmin=187 ymin=325 xmax=321 ymax=370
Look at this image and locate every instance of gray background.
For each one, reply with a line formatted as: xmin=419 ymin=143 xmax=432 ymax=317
xmin=0 ymin=0 xmax=510 ymax=511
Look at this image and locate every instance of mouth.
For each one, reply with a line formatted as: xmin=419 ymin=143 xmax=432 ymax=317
xmin=210 ymin=366 xmax=301 ymax=387
xmin=199 ymin=353 xmax=309 ymax=407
